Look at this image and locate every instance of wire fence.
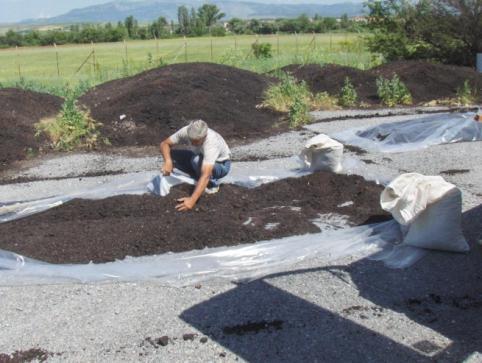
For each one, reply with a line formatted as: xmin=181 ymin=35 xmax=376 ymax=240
xmin=0 ymin=33 xmax=373 ymax=91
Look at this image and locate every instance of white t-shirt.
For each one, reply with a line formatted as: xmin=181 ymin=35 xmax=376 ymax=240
xmin=169 ymin=126 xmax=231 ymax=165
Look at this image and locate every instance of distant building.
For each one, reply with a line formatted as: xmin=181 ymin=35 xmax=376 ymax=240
xmin=350 ymin=16 xmax=368 ymax=23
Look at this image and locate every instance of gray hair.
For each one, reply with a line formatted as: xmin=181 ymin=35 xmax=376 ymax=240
xmin=187 ymin=119 xmax=208 ymax=140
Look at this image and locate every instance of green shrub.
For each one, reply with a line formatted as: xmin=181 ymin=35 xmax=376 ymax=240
xmin=252 ymin=42 xmax=272 ymax=59
xmin=262 ymin=73 xmax=311 ymax=113
xmin=338 ymin=77 xmax=358 ymax=107
xmin=376 ymin=74 xmax=412 ymax=107
xmin=210 ymin=26 xmax=226 ymax=37
xmin=35 ymin=88 xmax=107 ymax=151
xmin=289 ymin=96 xmax=311 ymax=128
xmin=456 ymin=80 xmax=476 ymax=106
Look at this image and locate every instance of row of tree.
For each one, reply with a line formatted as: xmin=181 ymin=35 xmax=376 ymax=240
xmin=366 ymin=0 xmax=481 ymax=67
xmin=0 ymin=4 xmax=363 ymax=48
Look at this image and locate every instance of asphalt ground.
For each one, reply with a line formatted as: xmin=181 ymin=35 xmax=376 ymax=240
xmin=0 ymin=108 xmax=481 ymax=362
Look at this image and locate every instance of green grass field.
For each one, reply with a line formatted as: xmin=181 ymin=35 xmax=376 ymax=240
xmin=0 ymin=33 xmax=374 ymax=95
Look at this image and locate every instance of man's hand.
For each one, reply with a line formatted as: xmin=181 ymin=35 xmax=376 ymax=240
xmin=176 ymin=197 xmax=195 ymax=212
xmin=162 ymin=160 xmax=173 ymax=176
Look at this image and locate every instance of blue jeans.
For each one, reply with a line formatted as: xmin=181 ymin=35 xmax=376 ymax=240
xmin=171 ymin=149 xmax=231 ymax=187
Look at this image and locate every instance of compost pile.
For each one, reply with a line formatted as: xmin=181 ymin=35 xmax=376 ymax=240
xmin=79 ymin=63 xmax=285 ymax=147
xmin=282 ymin=63 xmax=379 ymax=104
xmin=283 ymin=61 xmax=482 ymax=105
xmin=0 ymin=172 xmax=390 ymax=264
xmin=0 ymin=88 xmax=62 ymax=172
xmin=371 ymin=61 xmax=482 ymax=103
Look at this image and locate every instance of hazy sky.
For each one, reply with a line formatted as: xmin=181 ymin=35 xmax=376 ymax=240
xmin=1 ymin=0 xmax=355 ymax=23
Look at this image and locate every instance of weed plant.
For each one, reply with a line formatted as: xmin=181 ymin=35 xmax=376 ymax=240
xmin=338 ymin=77 xmax=358 ymax=107
xmin=289 ymin=97 xmax=311 ymax=128
xmin=35 ymin=87 xmax=107 ymax=150
xmin=262 ymin=73 xmax=311 ymax=112
xmin=456 ymin=80 xmax=476 ymax=106
xmin=376 ymin=74 xmax=412 ymax=107
xmin=252 ymin=42 xmax=273 ymax=59
xmin=312 ymin=92 xmax=340 ymax=110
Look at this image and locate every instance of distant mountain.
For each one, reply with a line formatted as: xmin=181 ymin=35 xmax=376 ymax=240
xmin=19 ymin=0 xmax=365 ymax=25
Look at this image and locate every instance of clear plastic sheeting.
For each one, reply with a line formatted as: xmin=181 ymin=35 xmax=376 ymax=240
xmin=332 ymin=112 xmax=482 ymax=153
xmin=0 ymin=172 xmax=154 ymax=223
xmin=369 ymin=244 xmax=429 ymax=269
xmin=0 ymin=220 xmax=428 ymax=286
xmin=0 ymin=157 xmax=309 ymax=223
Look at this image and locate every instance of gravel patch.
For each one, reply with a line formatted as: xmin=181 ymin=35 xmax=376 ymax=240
xmin=310 ymin=106 xmax=472 ymax=122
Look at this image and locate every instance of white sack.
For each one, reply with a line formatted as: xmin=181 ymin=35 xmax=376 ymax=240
xmin=300 ymin=134 xmax=343 ymax=173
xmin=380 ymin=173 xmax=455 ymax=225
xmin=381 ymin=173 xmax=469 ymax=252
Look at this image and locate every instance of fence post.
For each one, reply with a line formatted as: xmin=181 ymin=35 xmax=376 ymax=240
xmin=234 ymin=36 xmax=237 ymax=50
xmin=15 ymin=46 xmax=21 ymax=79
xmin=91 ymin=41 xmax=97 ymax=75
xmin=184 ymin=36 xmax=188 ymax=63
xmin=477 ymin=53 xmax=482 ymax=73
xmin=54 ymin=43 xmax=60 ymax=77
xmin=124 ymin=39 xmax=128 ymax=67
xmin=277 ymin=32 xmax=280 ymax=57
xmin=312 ymin=32 xmax=316 ymax=51
xmin=210 ymin=38 xmax=213 ymax=62
xmin=295 ymin=32 xmax=299 ymax=58
xmin=155 ymin=36 xmax=160 ymax=60
xmin=330 ymin=34 xmax=333 ymax=51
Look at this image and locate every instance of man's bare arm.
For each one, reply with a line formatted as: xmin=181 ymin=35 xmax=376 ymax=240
xmin=176 ymin=163 xmax=214 ymax=211
xmin=160 ymin=137 xmax=174 ymax=175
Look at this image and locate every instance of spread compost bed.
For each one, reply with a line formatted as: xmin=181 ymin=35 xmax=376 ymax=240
xmin=79 ymin=63 xmax=285 ymax=147
xmin=283 ymin=61 xmax=482 ymax=105
xmin=0 ymin=172 xmax=390 ymax=264
xmin=0 ymin=89 xmax=63 ymax=172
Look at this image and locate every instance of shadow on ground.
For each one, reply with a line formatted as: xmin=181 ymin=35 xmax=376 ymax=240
xmin=180 ymin=204 xmax=482 ymax=362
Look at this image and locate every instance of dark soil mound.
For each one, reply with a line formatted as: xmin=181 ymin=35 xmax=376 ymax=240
xmin=79 ymin=63 xmax=285 ymax=147
xmin=371 ymin=60 xmax=482 ymax=103
xmin=0 ymin=172 xmax=390 ymax=264
xmin=283 ymin=61 xmax=482 ymax=106
xmin=282 ymin=64 xmax=379 ymax=104
xmin=0 ymin=88 xmax=63 ymax=171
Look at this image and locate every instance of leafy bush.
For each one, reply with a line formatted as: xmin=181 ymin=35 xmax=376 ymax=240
xmin=338 ymin=77 xmax=358 ymax=107
xmin=376 ymin=74 xmax=412 ymax=107
xmin=289 ymin=96 xmax=311 ymax=127
xmin=210 ymin=25 xmax=226 ymax=37
xmin=262 ymin=73 xmax=311 ymax=112
xmin=263 ymin=73 xmax=342 ymax=126
xmin=35 ymin=88 xmax=107 ymax=150
xmin=365 ymin=0 xmax=480 ymax=67
xmin=456 ymin=80 xmax=476 ymax=106
xmin=252 ymin=42 xmax=272 ymax=59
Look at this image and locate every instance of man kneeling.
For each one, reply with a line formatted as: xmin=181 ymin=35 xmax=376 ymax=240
xmin=160 ymin=119 xmax=231 ymax=211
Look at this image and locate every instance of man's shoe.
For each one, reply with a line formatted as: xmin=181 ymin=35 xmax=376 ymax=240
xmin=205 ymin=185 xmax=220 ymax=194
